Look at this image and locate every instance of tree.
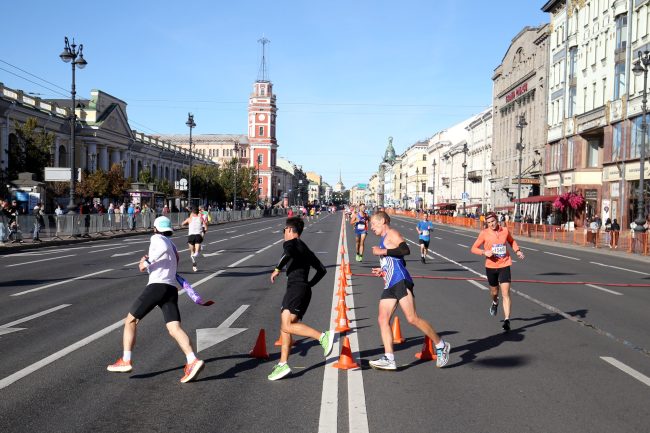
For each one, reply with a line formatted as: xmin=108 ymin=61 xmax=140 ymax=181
xmin=107 ymin=163 xmax=131 ymax=201
xmin=138 ymin=167 xmax=153 ymax=184
xmin=77 ymin=169 xmax=109 ymax=200
xmin=7 ymin=117 xmax=54 ymax=182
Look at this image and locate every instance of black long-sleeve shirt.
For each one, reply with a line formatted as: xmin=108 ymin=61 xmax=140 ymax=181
xmin=276 ymin=238 xmax=327 ymax=288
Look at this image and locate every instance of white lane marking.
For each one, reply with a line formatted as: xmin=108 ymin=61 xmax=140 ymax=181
xmin=0 ymin=304 xmax=72 ymax=335
xmin=196 ymin=305 xmax=249 ymax=352
xmin=202 ymin=249 xmax=225 ymax=257
xmin=11 ymin=269 xmax=114 ymax=297
xmin=457 ymin=243 xmax=469 ymax=248
xmin=89 ymin=245 xmax=130 ymax=253
xmin=600 ymin=357 xmax=650 ymax=387
xmin=520 ymin=246 xmax=538 ymax=251
xmin=467 ymin=280 xmax=488 ymax=291
xmin=6 ymin=254 xmax=76 ymax=267
xmin=209 ymin=239 xmax=226 ymax=244
xmin=111 ymin=251 xmax=136 ymax=257
xmin=590 ymin=262 xmax=650 ymax=276
xmin=124 ymin=260 xmax=141 ymax=267
xmin=586 ymin=284 xmax=623 ymax=296
xmin=0 ymin=319 xmax=124 ymax=390
xmin=434 ymin=236 xmax=443 ymax=240
xmin=256 ymin=244 xmax=275 ymax=254
xmin=226 ymin=230 xmax=236 ymax=233
xmin=543 ymin=251 xmax=580 ymax=260
xmin=227 ymin=254 xmax=255 ymax=268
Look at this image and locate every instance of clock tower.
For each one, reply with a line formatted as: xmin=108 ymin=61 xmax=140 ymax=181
xmin=248 ymin=37 xmax=278 ymax=205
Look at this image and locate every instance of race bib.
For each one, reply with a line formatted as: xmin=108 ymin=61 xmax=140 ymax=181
xmin=421 ymin=230 xmax=429 ymax=236
xmin=491 ymin=244 xmax=507 ymax=258
xmin=357 ymin=223 xmax=366 ymax=230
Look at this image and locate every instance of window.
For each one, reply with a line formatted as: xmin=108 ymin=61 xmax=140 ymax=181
xmin=631 ymin=115 xmax=650 ymax=158
xmin=421 ymin=166 xmax=426 ymax=175
xmin=258 ymin=177 xmax=263 ymax=185
xmin=612 ymin=122 xmax=622 ymax=161
xmin=259 ymin=126 xmax=263 ymax=136
xmin=614 ymin=62 xmax=626 ymax=100
xmin=566 ymin=137 xmax=574 ymax=169
xmin=421 ymin=182 xmax=426 ymax=193
xmin=602 ymin=78 xmax=606 ymax=106
xmin=568 ymin=86 xmax=576 ymax=117
xmin=615 ymin=14 xmax=627 ymax=52
xmin=422 ymin=154 xmax=427 ymax=161
xmin=587 ymin=139 xmax=600 ymax=167
xmin=583 ymin=87 xmax=588 ymax=112
xmin=551 ymin=142 xmax=561 ymax=171
xmin=568 ymin=46 xmax=577 ymax=80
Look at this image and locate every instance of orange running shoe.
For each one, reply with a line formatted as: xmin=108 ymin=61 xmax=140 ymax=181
xmin=180 ymin=359 xmax=205 ymax=383
xmin=107 ymin=358 xmax=132 ymax=373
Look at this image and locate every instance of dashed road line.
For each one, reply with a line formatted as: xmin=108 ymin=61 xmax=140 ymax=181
xmin=590 ymin=262 xmax=650 ymax=276
xmin=585 ymin=284 xmax=623 ymax=296
xmin=6 ymin=254 xmax=76 ymax=267
xmin=543 ymin=251 xmax=580 ymax=260
xmin=600 ymin=357 xmax=650 ymax=387
xmin=11 ymin=269 xmax=114 ymax=297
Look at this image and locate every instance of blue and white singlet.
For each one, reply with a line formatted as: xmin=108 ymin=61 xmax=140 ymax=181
xmin=378 ymin=235 xmax=413 ymax=289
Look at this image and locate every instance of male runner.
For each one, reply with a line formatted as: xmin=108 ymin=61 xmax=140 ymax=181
xmin=470 ymin=211 xmax=525 ymax=332
xmin=107 ymin=216 xmax=204 ymax=383
xmin=369 ymin=211 xmax=450 ymax=370
xmin=416 ymin=213 xmax=434 ymax=263
xmin=350 ymin=203 xmax=369 ymax=262
xmin=182 ymin=207 xmax=206 ymax=272
xmin=198 ymin=205 xmax=210 ymax=251
xmin=268 ymin=216 xmax=333 ymax=380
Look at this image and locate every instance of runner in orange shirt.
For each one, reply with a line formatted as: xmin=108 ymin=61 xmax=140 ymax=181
xmin=470 ymin=212 xmax=525 ymax=331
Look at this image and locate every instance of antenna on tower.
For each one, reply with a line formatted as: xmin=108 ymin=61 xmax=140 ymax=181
xmin=257 ymin=36 xmax=270 ymax=82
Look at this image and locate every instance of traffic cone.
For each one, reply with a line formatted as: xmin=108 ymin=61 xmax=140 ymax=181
xmin=340 ymin=244 xmax=346 ymax=255
xmin=333 ymin=336 xmax=359 ymax=369
xmin=249 ymin=329 xmax=270 ymax=359
xmin=414 ymin=336 xmax=437 ymax=361
xmin=273 ymin=332 xmax=294 ymax=347
xmin=336 ymin=274 xmax=348 ymax=298
xmin=391 ymin=316 xmax=405 ymax=344
xmin=334 ymin=307 xmax=351 ymax=332
xmin=345 ymin=261 xmax=351 ymax=275
xmin=334 ymin=293 xmax=350 ymax=312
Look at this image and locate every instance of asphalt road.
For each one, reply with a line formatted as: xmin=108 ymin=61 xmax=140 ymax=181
xmin=0 ymin=212 xmax=648 ymax=433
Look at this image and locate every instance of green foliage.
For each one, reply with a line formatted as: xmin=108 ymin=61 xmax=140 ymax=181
xmin=107 ymin=163 xmax=130 ymax=199
xmin=138 ymin=167 xmax=153 ymax=184
xmin=156 ymin=178 xmax=174 ymax=197
xmin=8 ymin=117 xmax=54 ymax=182
xmin=77 ymin=169 xmax=109 ymax=199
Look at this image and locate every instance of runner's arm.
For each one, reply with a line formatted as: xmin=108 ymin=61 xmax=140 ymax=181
xmin=470 ymin=233 xmax=486 ymax=256
xmin=507 ymin=233 xmax=524 ymax=258
xmin=307 ymin=253 xmax=327 ymax=288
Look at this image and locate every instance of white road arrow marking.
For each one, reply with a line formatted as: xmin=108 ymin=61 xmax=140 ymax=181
xmin=196 ymin=304 xmax=249 ymax=352
xmin=0 ymin=304 xmax=71 ymax=335
xmin=202 ymin=249 xmax=225 ymax=257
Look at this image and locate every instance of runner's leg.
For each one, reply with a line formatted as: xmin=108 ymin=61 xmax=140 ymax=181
xmin=500 ymin=282 xmax=512 ymax=320
xmin=166 ymin=321 xmax=194 ymax=355
xmin=122 ymin=313 xmax=138 ymax=351
xmin=378 ymin=298 xmax=398 ymax=354
xmin=398 ymin=291 xmax=441 ymax=345
xmin=359 ymin=233 xmax=366 ymax=257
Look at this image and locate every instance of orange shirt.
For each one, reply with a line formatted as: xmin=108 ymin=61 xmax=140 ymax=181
xmin=471 ymin=226 xmax=519 ymax=269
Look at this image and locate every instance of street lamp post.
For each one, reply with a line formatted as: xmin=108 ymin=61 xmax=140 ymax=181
xmin=233 ymin=140 xmax=239 ymax=210
xmin=298 ymin=179 xmax=303 ymax=206
xmin=432 ymin=159 xmax=437 ymax=210
xmin=186 ymin=113 xmax=196 ymax=208
xmin=415 ymin=167 xmax=420 ymax=211
xmin=514 ymin=114 xmax=528 ymax=223
xmin=462 ymin=142 xmax=468 ymax=216
xmin=257 ymin=154 xmax=262 ymax=206
xmin=59 ymin=36 xmax=87 ymax=210
xmin=632 ymin=51 xmax=649 ymax=233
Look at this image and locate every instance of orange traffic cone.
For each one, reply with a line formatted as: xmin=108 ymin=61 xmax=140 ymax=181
xmin=392 ymin=316 xmax=405 ymax=344
xmin=273 ymin=332 xmax=294 ymax=347
xmin=333 ymin=336 xmax=359 ymax=369
xmin=340 ymin=244 xmax=346 ymax=255
xmin=334 ymin=307 xmax=351 ymax=332
xmin=336 ymin=275 xmax=348 ymax=298
xmin=345 ymin=262 xmax=351 ymax=275
xmin=414 ymin=336 xmax=437 ymax=361
xmin=334 ymin=293 xmax=350 ymax=312
xmin=249 ymin=329 xmax=270 ymax=359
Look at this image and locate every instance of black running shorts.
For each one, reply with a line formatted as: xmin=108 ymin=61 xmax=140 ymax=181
xmin=187 ymin=234 xmax=203 ymax=245
xmin=486 ymin=266 xmax=512 ymax=287
xmin=130 ymin=283 xmax=181 ymax=323
xmin=381 ymin=279 xmax=414 ymax=300
xmin=281 ymin=284 xmax=312 ymax=320
xmin=418 ymin=238 xmax=430 ymax=248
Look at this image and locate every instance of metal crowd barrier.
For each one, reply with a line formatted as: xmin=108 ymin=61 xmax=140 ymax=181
xmin=0 ymin=208 xmax=287 ymax=244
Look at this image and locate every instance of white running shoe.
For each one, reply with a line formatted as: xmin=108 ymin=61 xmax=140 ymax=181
xmin=369 ymin=356 xmax=397 ymax=371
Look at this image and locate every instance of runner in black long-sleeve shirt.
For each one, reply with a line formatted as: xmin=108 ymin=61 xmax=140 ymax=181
xmin=268 ymin=216 xmax=334 ymax=381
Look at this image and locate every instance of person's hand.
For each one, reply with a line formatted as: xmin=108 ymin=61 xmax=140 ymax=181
xmin=138 ymin=255 xmax=149 ymax=272
xmin=371 ymin=267 xmax=384 ymax=277
xmin=270 ymin=269 xmax=280 ymax=283
xmin=372 ymin=246 xmax=386 ymax=256
xmin=516 ymin=250 xmax=525 ymax=260
xmin=484 ymin=250 xmax=493 ymax=258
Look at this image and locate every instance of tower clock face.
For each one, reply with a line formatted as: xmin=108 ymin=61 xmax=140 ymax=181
xmin=259 ymin=114 xmax=266 ymax=121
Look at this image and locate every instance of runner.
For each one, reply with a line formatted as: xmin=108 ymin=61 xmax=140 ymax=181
xmin=268 ymin=216 xmax=333 ymax=380
xmin=350 ymin=203 xmax=369 ymax=262
xmin=416 ymin=212 xmax=434 ymax=263
xmin=199 ymin=205 xmax=210 ymax=251
xmin=470 ymin=211 xmax=525 ymax=332
xmin=368 ymin=211 xmax=450 ymax=370
xmin=107 ymin=216 xmax=205 ymax=383
xmin=182 ymin=207 xmax=206 ymax=272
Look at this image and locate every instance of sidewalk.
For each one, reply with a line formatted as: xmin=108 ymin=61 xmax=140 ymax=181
xmin=391 ymin=213 xmax=650 ymax=265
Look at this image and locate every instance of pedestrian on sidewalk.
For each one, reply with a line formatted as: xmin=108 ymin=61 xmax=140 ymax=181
xmin=107 ymin=216 xmax=205 ymax=383
xmin=368 ymin=211 xmax=450 ymax=370
xmin=267 ymin=216 xmax=332 ymax=381
xmin=471 ymin=211 xmax=525 ymax=332
xmin=610 ymin=219 xmax=620 ymax=249
xmin=32 ymin=202 xmax=45 ymax=242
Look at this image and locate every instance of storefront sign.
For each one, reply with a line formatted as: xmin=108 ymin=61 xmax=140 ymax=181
xmin=585 ymin=189 xmax=598 ymax=201
xmin=511 ymin=177 xmax=540 ymax=185
xmin=611 ymin=182 xmax=620 ymax=198
xmin=624 ymin=162 xmax=650 ymax=181
xmin=505 ymin=83 xmax=528 ymax=103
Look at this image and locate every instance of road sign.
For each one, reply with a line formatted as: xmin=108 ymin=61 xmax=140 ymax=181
xmin=177 ymin=178 xmax=188 ymax=191
xmin=461 ymin=192 xmax=469 ymax=203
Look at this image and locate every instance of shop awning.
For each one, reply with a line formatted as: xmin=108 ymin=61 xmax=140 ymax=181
xmin=494 ymin=205 xmax=515 ymax=210
xmin=433 ymin=202 xmax=454 ymax=208
xmin=513 ymin=195 xmax=558 ymax=204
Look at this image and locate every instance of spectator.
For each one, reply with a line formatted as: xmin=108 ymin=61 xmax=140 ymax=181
xmin=32 ymin=202 xmax=45 ymax=242
xmin=610 ymin=218 xmax=620 ymax=249
xmin=589 ymin=218 xmax=599 ymax=247
xmin=604 ymin=218 xmax=612 ymax=248
xmin=127 ymin=203 xmax=136 ymax=230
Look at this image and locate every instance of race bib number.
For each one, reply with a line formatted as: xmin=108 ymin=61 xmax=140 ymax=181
xmin=357 ymin=223 xmax=366 ymax=230
xmin=491 ymin=244 xmax=507 ymax=258
xmin=421 ymin=230 xmax=429 ymax=236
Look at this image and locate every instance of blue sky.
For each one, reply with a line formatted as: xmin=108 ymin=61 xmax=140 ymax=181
xmin=1 ymin=1 xmax=547 ymax=187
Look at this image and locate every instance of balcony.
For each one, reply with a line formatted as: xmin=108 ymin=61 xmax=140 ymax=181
xmin=467 ymin=170 xmax=482 ymax=182
xmin=441 ymin=177 xmax=450 ymax=187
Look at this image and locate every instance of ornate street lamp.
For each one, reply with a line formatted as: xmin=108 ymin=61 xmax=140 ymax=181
xmin=59 ymin=36 xmax=87 ymax=210
xmin=415 ymin=167 xmax=420 ymax=210
xmin=186 ymin=113 xmax=196 ymax=207
xmin=233 ymin=140 xmax=239 ymax=210
xmin=256 ymin=154 xmax=263 ymax=205
xmin=432 ymin=159 xmax=437 ymax=210
xmin=514 ymin=114 xmax=528 ymax=223
xmin=462 ymin=142 xmax=468 ymax=216
xmin=632 ymin=50 xmax=649 ymax=233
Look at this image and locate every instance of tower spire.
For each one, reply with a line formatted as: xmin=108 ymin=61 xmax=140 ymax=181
xmin=257 ymin=36 xmax=270 ymax=82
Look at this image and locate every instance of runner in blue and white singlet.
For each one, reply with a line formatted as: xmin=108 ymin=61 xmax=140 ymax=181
xmin=378 ymin=234 xmax=413 ymax=291
xmin=350 ymin=203 xmax=369 ymax=262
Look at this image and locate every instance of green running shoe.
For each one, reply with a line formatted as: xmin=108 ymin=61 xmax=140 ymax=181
xmin=320 ymin=330 xmax=334 ymax=356
xmin=268 ymin=363 xmax=291 ymax=381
